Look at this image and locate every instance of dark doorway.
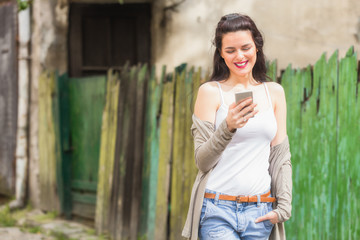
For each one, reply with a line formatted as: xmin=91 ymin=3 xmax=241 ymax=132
xmin=69 ymin=3 xmax=151 ymax=77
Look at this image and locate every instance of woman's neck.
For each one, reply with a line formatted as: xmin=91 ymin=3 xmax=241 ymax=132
xmin=224 ymin=73 xmax=258 ymax=90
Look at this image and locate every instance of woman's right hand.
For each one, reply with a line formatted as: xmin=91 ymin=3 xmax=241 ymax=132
xmin=226 ymin=98 xmax=258 ymax=132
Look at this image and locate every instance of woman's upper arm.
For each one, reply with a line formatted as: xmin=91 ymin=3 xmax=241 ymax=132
xmin=194 ymin=82 xmax=220 ymax=124
xmin=269 ymin=82 xmax=287 ymax=146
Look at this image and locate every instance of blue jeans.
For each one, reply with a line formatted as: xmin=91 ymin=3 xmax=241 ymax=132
xmin=199 ymin=189 xmax=274 ymax=240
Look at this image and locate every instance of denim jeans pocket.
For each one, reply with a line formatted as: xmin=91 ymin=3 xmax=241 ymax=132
xmin=260 ymin=202 xmax=274 ymax=229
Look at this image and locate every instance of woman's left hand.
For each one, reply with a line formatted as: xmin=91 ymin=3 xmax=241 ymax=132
xmin=255 ymin=210 xmax=279 ymax=224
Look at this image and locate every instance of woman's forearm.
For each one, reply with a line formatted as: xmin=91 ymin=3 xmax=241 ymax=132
xmin=193 ymin=119 xmax=235 ymax=172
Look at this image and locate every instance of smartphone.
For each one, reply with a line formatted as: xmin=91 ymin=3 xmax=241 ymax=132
xmin=235 ymin=91 xmax=253 ymax=116
xmin=235 ymin=91 xmax=253 ymax=104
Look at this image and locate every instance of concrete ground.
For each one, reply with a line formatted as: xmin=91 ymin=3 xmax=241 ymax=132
xmin=0 ymin=196 xmax=110 ymax=240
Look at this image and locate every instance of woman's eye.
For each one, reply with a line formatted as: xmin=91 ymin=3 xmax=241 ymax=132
xmin=226 ymin=51 xmax=235 ymax=54
xmin=243 ymin=47 xmax=250 ymax=51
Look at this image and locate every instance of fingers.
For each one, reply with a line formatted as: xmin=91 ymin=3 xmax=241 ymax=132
xmin=243 ymin=108 xmax=259 ymax=120
xmin=238 ymin=103 xmax=256 ymax=118
xmin=255 ymin=211 xmax=279 ymax=224
xmin=232 ymin=99 xmax=255 ymax=116
xmin=234 ymin=98 xmax=252 ymax=111
xmin=226 ymin=98 xmax=258 ymax=130
xmin=255 ymin=215 xmax=269 ymax=223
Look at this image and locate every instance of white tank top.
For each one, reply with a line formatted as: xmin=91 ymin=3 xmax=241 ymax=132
xmin=206 ymin=82 xmax=277 ymax=196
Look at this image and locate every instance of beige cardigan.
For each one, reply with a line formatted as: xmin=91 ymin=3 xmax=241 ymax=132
xmin=182 ymin=115 xmax=292 ymax=240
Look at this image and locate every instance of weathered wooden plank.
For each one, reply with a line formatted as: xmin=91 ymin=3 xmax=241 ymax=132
xmin=129 ymin=65 xmax=149 ymax=240
xmin=110 ymin=65 xmax=133 ymax=239
xmin=303 ymin=52 xmax=339 ymax=239
xmin=38 ymin=71 xmax=60 ymax=211
xmin=299 ymin=57 xmax=332 ymax=240
xmin=291 ymin=65 xmax=314 ymax=240
xmin=121 ymin=65 xmax=138 ymax=239
xmin=139 ymin=66 xmax=163 ymax=240
xmin=154 ymin=66 xmax=173 ymax=240
xmin=279 ymin=64 xmax=302 ymax=237
xmin=182 ymin=67 xmax=197 ymax=231
xmin=320 ymin=51 xmax=339 ymax=239
xmin=170 ymin=69 xmax=187 ymax=240
xmin=337 ymin=47 xmax=359 ymax=239
xmin=147 ymin=66 xmax=163 ymax=239
xmin=95 ymin=70 xmax=120 ymax=234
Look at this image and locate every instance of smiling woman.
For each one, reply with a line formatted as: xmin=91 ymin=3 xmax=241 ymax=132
xmin=182 ymin=13 xmax=292 ymax=240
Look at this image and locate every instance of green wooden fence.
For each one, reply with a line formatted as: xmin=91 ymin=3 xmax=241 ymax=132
xmin=120 ymin=47 xmax=357 ymax=239
xmin=282 ymin=47 xmax=360 ymax=240
xmin=39 ymin=47 xmax=359 ymax=240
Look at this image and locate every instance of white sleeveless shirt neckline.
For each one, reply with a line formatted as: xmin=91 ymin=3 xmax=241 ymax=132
xmin=206 ymin=82 xmax=277 ymax=196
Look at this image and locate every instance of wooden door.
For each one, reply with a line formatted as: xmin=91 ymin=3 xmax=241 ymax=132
xmin=60 ymin=75 xmax=107 ymax=219
xmin=0 ymin=1 xmax=17 ymax=196
xmin=68 ymin=3 xmax=151 ymax=77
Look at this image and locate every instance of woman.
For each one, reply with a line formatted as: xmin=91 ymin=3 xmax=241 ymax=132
xmin=182 ymin=13 xmax=292 ymax=240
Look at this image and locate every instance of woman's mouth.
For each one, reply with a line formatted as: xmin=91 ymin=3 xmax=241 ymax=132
xmin=234 ymin=61 xmax=248 ymax=69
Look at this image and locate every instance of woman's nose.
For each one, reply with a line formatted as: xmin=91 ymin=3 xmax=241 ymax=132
xmin=236 ymin=50 xmax=244 ymax=59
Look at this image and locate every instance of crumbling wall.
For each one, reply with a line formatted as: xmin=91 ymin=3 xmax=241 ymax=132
xmin=29 ymin=0 xmax=68 ymax=209
xmin=152 ymin=0 xmax=360 ymax=71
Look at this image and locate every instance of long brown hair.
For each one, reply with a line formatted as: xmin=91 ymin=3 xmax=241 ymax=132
xmin=210 ymin=13 xmax=269 ymax=82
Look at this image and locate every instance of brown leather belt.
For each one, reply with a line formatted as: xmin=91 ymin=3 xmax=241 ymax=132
xmin=204 ymin=190 xmax=276 ymax=203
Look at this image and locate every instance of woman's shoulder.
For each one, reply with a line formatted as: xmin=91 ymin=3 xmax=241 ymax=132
xmin=196 ymin=81 xmax=221 ymax=101
xmin=265 ymin=81 xmax=285 ymax=95
xmin=264 ymin=81 xmax=286 ymax=108
xmin=198 ymin=81 xmax=220 ymax=93
xmin=194 ymin=81 xmax=222 ymax=123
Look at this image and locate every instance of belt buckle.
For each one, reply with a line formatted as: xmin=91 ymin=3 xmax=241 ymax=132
xmin=236 ymin=195 xmax=249 ymax=203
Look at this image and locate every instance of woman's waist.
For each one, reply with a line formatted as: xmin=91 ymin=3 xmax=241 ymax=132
xmin=206 ymin=169 xmax=271 ymax=196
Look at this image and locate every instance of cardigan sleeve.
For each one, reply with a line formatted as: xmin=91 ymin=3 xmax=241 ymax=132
xmin=272 ymin=160 xmax=292 ymax=222
xmin=192 ymin=115 xmax=235 ymax=173
xmin=269 ymin=137 xmax=292 ymax=223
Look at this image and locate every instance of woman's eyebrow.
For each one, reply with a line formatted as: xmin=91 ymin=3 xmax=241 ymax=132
xmin=224 ymin=43 xmax=252 ymax=49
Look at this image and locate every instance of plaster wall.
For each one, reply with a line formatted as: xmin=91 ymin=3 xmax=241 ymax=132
xmin=29 ymin=0 xmax=68 ymax=209
xmin=153 ymin=0 xmax=360 ymax=73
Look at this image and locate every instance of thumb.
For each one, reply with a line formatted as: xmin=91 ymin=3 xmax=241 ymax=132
xmin=255 ymin=214 xmax=270 ymax=223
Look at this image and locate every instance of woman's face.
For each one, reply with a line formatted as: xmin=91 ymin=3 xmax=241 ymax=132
xmin=220 ymin=30 xmax=257 ymax=79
